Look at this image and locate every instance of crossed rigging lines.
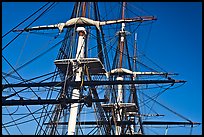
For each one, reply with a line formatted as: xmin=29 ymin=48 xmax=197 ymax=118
xmin=2 ymin=2 xmax=197 ymax=135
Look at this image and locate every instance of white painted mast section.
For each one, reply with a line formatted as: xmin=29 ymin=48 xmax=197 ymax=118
xmin=133 ymin=33 xmax=137 ymax=72
xmin=116 ymin=76 xmax=123 ymax=135
xmin=75 ymin=27 xmax=86 ymax=59
xmin=67 ymin=27 xmax=86 ymax=135
xmin=165 ymin=126 xmax=169 ymax=135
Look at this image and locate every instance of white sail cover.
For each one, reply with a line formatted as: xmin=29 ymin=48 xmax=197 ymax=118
xmin=65 ymin=17 xmax=100 ymax=31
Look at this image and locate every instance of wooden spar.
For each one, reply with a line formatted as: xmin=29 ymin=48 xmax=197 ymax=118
xmin=2 ymin=98 xmax=108 ymax=106
xmin=2 ymin=79 xmax=186 ymax=89
xmin=142 ymin=121 xmax=201 ymax=126
xmin=13 ymin=16 xmax=157 ymax=32
xmin=42 ymin=121 xmax=200 ymax=126
xmin=44 ymin=121 xmax=135 ymax=126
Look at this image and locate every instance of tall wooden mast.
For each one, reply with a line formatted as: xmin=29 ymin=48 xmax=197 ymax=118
xmin=119 ymin=2 xmax=126 ymax=68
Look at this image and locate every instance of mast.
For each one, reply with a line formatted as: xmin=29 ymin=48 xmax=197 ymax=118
xmin=115 ymin=2 xmax=126 ymax=135
xmin=81 ymin=2 xmax=86 ymax=17
xmin=68 ymin=3 xmax=86 ymax=134
xmin=67 ymin=27 xmax=86 ymax=135
xmin=133 ymin=33 xmax=137 ymax=72
xmin=119 ymin=2 xmax=126 ymax=68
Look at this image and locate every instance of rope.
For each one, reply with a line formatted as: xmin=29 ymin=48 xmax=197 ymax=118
xmin=14 ymin=32 xmax=30 ymax=69
xmin=2 ymin=2 xmax=56 ymax=50
xmin=2 ymin=2 xmax=50 ymax=38
xmin=141 ymin=91 xmax=194 ymax=123
xmin=3 ymin=107 xmax=44 ymax=126
xmin=147 ymin=85 xmax=171 ymax=116
xmin=3 ymin=35 xmax=63 ymax=79
xmin=2 ymin=124 xmax=10 ymax=135
xmin=2 ymin=55 xmax=39 ymax=98
xmin=5 ymin=107 xmax=23 ymax=135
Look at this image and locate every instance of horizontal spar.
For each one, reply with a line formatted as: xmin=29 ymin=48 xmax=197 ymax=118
xmin=44 ymin=120 xmax=201 ymax=126
xmin=13 ymin=16 xmax=157 ymax=32
xmin=44 ymin=121 xmax=135 ymax=126
xmin=2 ymin=98 xmax=108 ymax=106
xmin=142 ymin=121 xmax=201 ymax=126
xmin=2 ymin=80 xmax=186 ymax=89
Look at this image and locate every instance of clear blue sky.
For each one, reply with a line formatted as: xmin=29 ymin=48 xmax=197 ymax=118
xmin=2 ymin=2 xmax=202 ymax=135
